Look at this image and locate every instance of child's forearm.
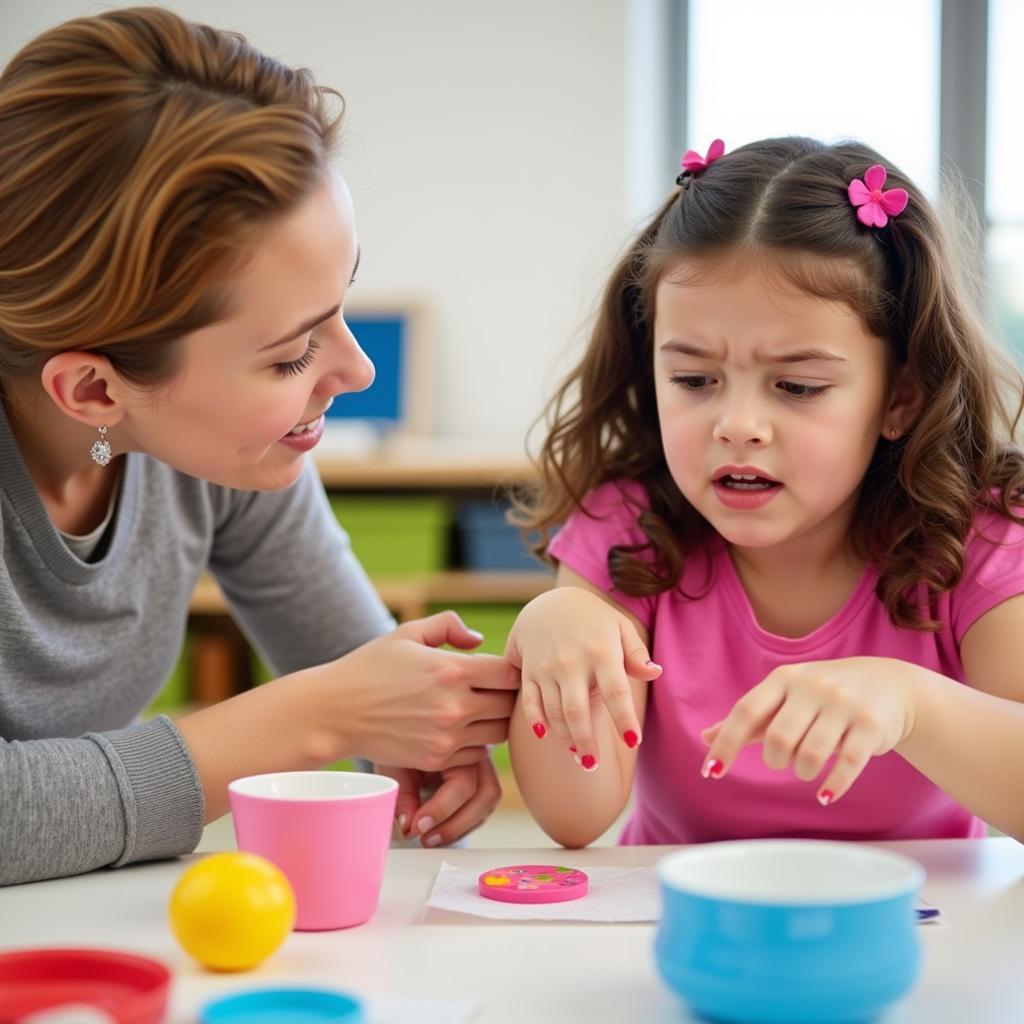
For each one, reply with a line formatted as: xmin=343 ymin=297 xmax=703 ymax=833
xmin=897 ymin=667 xmax=1024 ymax=841
xmin=508 ymin=690 xmax=637 ymax=848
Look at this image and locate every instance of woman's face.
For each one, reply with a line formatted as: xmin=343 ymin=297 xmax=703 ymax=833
xmin=115 ymin=169 xmax=372 ymax=491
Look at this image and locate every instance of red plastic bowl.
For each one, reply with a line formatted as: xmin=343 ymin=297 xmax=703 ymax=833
xmin=0 ymin=948 xmax=170 ymax=1023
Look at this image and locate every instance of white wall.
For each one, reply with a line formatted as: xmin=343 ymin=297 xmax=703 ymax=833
xmin=0 ymin=0 xmax=640 ymax=449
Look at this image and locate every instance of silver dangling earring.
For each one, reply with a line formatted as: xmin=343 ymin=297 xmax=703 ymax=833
xmin=90 ymin=425 xmax=112 ymax=466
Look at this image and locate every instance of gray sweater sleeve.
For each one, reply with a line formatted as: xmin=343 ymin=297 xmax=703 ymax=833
xmin=0 ymin=718 xmax=203 ymax=885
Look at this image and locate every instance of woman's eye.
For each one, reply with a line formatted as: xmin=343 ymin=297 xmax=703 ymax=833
xmin=671 ymin=374 xmax=712 ymax=390
xmin=778 ymin=380 xmax=830 ymax=399
xmin=274 ymin=336 xmax=320 ymax=377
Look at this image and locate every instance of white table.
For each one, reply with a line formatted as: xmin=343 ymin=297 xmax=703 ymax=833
xmin=0 ymin=839 xmax=1022 ymax=1023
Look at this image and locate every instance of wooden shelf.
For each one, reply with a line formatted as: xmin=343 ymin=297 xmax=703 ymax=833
xmin=312 ymin=442 xmax=535 ymax=490
xmin=191 ymin=570 xmax=553 ymax=621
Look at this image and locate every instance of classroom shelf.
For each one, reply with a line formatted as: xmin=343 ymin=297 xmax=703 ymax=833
xmin=190 ymin=569 xmax=553 ymax=622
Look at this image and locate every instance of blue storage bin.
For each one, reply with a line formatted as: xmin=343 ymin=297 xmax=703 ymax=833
xmin=456 ymin=501 xmax=539 ymax=571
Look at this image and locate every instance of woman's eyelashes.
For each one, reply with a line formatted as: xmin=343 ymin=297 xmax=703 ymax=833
xmin=668 ymin=375 xmax=831 ymax=400
xmin=274 ymin=336 xmax=320 ymax=377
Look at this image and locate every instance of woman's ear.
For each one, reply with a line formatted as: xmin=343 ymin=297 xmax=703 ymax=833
xmin=40 ymin=352 xmax=128 ymax=428
xmin=881 ymin=365 xmax=925 ymax=440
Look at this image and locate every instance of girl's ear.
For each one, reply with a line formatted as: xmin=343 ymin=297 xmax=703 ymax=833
xmin=39 ymin=351 xmax=128 ymax=428
xmin=881 ymin=365 xmax=924 ymax=441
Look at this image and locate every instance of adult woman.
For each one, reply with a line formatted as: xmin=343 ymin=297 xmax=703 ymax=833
xmin=0 ymin=6 xmax=516 ymax=885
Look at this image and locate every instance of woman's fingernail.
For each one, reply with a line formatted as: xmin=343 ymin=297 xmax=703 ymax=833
xmin=817 ymin=789 xmax=834 ymax=807
xmin=467 ymin=628 xmax=485 ymax=640
xmin=532 ymin=722 xmax=546 ymax=739
xmin=424 ymin=833 xmax=442 ymax=847
xmin=701 ymin=757 xmax=724 ymax=779
xmin=624 ymin=730 xmax=640 ymax=748
xmin=397 ymin=814 xmax=407 ymax=832
xmin=568 ymin=744 xmax=577 ymax=753
xmin=647 ymin=660 xmax=662 ymax=670
xmin=580 ymin=754 xmax=598 ymax=771
xmin=417 ymin=816 xmax=435 ymax=834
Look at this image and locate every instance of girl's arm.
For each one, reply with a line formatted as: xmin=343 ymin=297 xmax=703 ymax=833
xmin=896 ymin=593 xmax=1024 ymax=841
xmin=507 ymin=566 xmax=654 ymax=848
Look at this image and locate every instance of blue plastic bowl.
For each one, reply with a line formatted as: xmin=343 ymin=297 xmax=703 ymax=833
xmin=200 ymin=986 xmax=363 ymax=1023
xmin=655 ymin=840 xmax=925 ymax=1024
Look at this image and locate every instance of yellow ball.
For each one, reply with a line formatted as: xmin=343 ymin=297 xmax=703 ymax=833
xmin=169 ymin=852 xmax=296 ymax=971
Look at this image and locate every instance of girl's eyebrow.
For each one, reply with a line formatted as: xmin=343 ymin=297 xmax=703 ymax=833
xmin=660 ymin=339 xmax=847 ymax=365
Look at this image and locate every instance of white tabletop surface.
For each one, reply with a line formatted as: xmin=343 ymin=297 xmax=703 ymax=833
xmin=1 ymin=838 xmax=1022 ymax=1023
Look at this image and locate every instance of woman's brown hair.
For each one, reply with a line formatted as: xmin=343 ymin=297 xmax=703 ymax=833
xmin=514 ymin=136 xmax=1024 ymax=630
xmin=0 ymin=5 xmax=343 ymax=386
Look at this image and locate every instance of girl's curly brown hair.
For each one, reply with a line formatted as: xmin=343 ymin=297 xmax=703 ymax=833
xmin=513 ymin=136 xmax=1024 ymax=630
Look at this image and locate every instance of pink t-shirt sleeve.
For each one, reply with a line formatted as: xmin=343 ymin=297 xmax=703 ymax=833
xmin=547 ymin=481 xmax=656 ymax=628
xmin=950 ymin=508 xmax=1024 ymax=644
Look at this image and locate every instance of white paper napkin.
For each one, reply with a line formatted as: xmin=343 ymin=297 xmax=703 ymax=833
xmin=425 ymin=861 xmax=660 ymax=922
xmin=425 ymin=862 xmax=942 ymax=927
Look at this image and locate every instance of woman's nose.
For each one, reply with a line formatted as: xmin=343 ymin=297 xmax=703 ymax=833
xmin=315 ymin=320 xmax=375 ymax=398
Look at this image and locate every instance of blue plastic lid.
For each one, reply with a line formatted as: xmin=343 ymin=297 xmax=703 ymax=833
xmin=201 ymin=987 xmax=363 ymax=1023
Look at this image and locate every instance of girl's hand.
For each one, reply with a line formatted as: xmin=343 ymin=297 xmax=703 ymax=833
xmin=699 ymin=657 xmax=920 ymax=804
xmin=380 ymin=758 xmax=503 ymax=848
xmin=334 ymin=611 xmax=520 ymax=772
xmin=505 ymin=587 xmax=661 ymax=771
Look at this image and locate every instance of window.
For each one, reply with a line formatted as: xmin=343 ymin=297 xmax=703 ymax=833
xmin=688 ymin=0 xmax=940 ymax=192
xmin=988 ymin=0 xmax=1024 ymax=357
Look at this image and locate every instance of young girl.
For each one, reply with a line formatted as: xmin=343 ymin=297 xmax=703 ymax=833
xmin=0 ymin=7 xmax=517 ymax=886
xmin=506 ymin=135 xmax=1024 ymax=849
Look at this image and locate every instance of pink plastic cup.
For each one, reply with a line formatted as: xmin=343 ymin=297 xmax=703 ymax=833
xmin=228 ymin=771 xmax=398 ymax=931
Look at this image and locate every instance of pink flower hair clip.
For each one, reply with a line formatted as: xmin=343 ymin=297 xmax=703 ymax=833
xmin=847 ymin=164 xmax=908 ymax=228
xmin=676 ymin=138 xmax=725 ymax=185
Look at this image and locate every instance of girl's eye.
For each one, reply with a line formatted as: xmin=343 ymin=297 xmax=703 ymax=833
xmin=274 ymin=336 xmax=320 ymax=377
xmin=778 ymin=380 xmax=830 ymax=399
xmin=671 ymin=374 xmax=712 ymax=390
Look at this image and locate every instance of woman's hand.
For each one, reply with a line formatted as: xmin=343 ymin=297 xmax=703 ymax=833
xmin=378 ymin=757 xmax=502 ymax=847
xmin=330 ymin=610 xmax=520 ymax=772
xmin=505 ymin=587 xmax=661 ymax=771
xmin=699 ymin=657 xmax=920 ymax=804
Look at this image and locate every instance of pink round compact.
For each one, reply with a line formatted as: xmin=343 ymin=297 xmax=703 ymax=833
xmin=478 ymin=864 xmax=589 ymax=904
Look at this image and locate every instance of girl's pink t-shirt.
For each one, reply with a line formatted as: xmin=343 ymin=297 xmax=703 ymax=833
xmin=548 ymin=481 xmax=1024 ymax=844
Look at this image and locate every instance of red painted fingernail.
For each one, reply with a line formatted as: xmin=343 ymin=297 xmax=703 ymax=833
xmin=701 ymin=757 xmax=724 ymax=779
xmin=817 ymin=789 xmax=834 ymax=807
xmin=531 ymin=722 xmax=546 ymax=739
xmin=580 ymin=754 xmax=597 ymax=771
xmin=624 ymin=730 xmax=639 ymax=748
xmin=568 ymin=744 xmax=577 ymax=753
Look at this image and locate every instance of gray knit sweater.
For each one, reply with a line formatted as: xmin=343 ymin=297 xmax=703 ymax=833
xmin=0 ymin=402 xmax=394 ymax=885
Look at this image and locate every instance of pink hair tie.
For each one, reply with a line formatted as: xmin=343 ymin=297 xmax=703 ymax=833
xmin=676 ymin=138 xmax=725 ymax=185
xmin=847 ymin=164 xmax=908 ymax=228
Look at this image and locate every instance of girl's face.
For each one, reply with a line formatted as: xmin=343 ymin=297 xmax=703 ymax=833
xmin=115 ymin=170 xmax=372 ymax=492
xmin=653 ymin=261 xmax=893 ymax=556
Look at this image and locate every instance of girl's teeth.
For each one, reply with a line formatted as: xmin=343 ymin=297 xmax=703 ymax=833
xmin=289 ymin=420 xmax=315 ymax=436
xmin=721 ymin=473 xmax=775 ymax=490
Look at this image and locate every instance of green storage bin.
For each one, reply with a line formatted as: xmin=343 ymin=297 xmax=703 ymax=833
xmin=329 ymin=495 xmax=450 ymax=574
xmin=427 ymin=602 xmax=521 ymax=655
